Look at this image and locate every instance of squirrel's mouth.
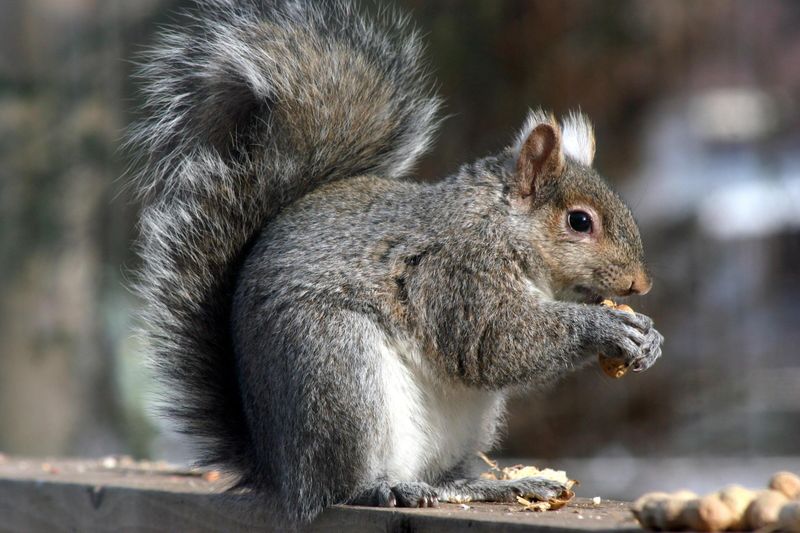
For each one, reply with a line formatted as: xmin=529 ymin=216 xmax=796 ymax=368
xmin=574 ymin=285 xmax=607 ymax=305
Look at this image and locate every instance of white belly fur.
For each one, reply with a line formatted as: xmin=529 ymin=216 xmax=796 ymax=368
xmin=376 ymin=333 xmax=506 ymax=482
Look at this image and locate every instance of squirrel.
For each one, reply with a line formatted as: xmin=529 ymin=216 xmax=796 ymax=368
xmin=129 ymin=0 xmax=664 ymax=525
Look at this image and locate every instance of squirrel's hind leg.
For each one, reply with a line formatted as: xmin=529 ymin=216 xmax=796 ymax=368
xmin=233 ymin=303 xmax=406 ymax=521
xmin=435 ymin=477 xmax=567 ymax=504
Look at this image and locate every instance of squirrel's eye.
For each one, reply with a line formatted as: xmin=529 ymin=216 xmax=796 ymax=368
xmin=568 ymin=210 xmax=593 ymax=233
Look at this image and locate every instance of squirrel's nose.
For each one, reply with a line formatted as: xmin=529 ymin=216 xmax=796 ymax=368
xmin=627 ymin=271 xmax=652 ymax=296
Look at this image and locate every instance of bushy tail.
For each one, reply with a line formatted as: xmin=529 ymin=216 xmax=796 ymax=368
xmin=129 ymin=0 xmax=440 ymax=482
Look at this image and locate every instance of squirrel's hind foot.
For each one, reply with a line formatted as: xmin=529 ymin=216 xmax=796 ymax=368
xmin=348 ymin=480 xmax=439 ymax=508
xmin=437 ymin=476 xmax=567 ymax=504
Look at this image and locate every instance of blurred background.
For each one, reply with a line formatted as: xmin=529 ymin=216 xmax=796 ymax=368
xmin=1 ymin=0 xmax=798 ymax=499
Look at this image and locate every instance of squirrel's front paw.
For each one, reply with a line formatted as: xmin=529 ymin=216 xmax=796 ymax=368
xmin=592 ymin=307 xmax=664 ymax=373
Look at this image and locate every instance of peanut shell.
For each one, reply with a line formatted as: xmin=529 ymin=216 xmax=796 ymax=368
xmin=769 ymin=471 xmax=800 ymax=499
xmin=717 ymin=484 xmax=757 ymax=530
xmin=681 ymin=494 xmax=735 ymax=532
xmin=632 ymin=492 xmax=674 ymax=530
xmin=745 ymin=489 xmax=788 ymax=529
xmin=778 ymin=501 xmax=800 ymax=532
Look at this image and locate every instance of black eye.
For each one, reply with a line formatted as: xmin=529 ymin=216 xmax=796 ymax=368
xmin=568 ymin=210 xmax=593 ymax=233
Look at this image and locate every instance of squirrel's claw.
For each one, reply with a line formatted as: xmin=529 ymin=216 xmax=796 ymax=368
xmin=390 ymin=482 xmax=440 ymax=508
xmin=632 ymin=329 xmax=664 ymax=372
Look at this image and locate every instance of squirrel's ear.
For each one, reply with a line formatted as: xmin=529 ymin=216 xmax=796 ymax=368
xmin=560 ymin=112 xmax=595 ymax=166
xmin=513 ymin=119 xmax=565 ymax=198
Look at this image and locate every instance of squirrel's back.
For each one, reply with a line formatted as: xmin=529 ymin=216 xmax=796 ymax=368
xmin=129 ymin=0 xmax=440 ymax=483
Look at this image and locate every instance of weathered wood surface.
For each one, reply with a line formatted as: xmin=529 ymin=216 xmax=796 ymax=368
xmin=0 ymin=457 xmax=640 ymax=532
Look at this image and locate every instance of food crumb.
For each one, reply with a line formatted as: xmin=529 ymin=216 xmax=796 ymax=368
xmin=592 ymin=496 xmax=602 ymax=505
xmin=40 ymin=463 xmax=60 ymax=474
xmin=202 ymin=470 xmax=221 ymax=482
xmin=459 ymin=504 xmax=471 ymax=510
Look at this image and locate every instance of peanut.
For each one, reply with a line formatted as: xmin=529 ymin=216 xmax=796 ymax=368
xmin=745 ymin=489 xmax=788 ymax=529
xmin=681 ymin=494 xmax=735 ymax=532
xmin=777 ymin=501 xmax=800 ymax=532
xmin=717 ymin=484 xmax=757 ymax=530
xmin=598 ymin=299 xmax=636 ymax=378
xmin=769 ymin=471 xmax=800 ymax=500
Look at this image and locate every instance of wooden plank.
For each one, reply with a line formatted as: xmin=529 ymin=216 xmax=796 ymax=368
xmin=0 ymin=458 xmax=639 ymax=532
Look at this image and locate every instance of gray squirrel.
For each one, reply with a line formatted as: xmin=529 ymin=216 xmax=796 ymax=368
xmin=130 ymin=0 xmax=664 ymax=525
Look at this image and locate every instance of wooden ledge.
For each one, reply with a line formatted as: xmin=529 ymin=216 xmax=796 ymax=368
xmin=0 ymin=457 xmax=639 ymax=532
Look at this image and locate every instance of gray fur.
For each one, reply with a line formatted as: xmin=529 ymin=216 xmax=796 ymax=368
xmin=131 ymin=0 xmax=663 ymax=526
xmin=437 ymin=477 xmax=568 ymax=504
xmin=129 ymin=0 xmax=439 ymax=489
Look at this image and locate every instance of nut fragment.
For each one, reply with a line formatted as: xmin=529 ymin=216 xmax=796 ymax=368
xmin=599 ymin=356 xmax=629 ymax=379
xmin=598 ymin=299 xmax=636 ymax=378
xmin=202 ymin=470 xmax=221 ymax=482
xmin=517 ymin=496 xmax=552 ymax=512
